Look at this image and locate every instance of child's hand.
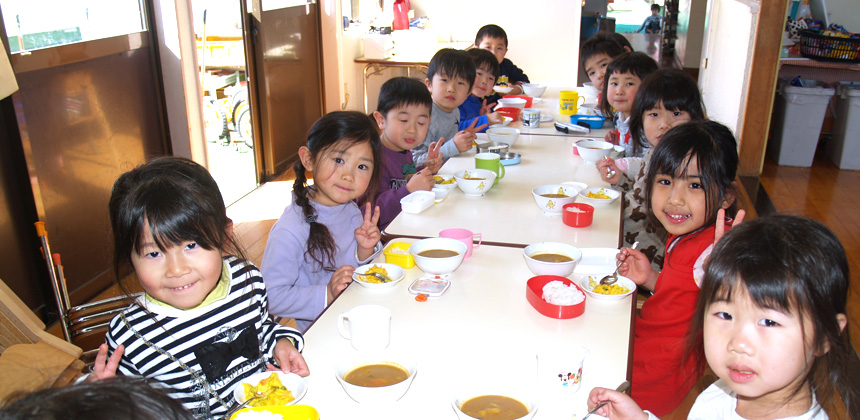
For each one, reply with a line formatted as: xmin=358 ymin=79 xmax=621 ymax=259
xmin=326 ymin=265 xmax=354 ymax=303
xmin=617 ymin=246 xmax=658 ymax=291
xmin=406 ymin=168 xmax=435 ymax=193
xmin=87 ymin=343 xmax=123 ymax=382
xmin=269 ymin=338 xmax=310 ymax=377
xmin=486 ymin=111 xmax=504 ymax=125
xmin=714 ymin=208 xmax=746 ymax=246
xmin=605 ymin=130 xmax=619 ymax=145
xmin=454 ymin=119 xmax=487 ymax=152
xmin=355 ymin=203 xmax=381 ymax=255
xmin=587 ymin=387 xmax=649 ymax=420
xmin=596 ymin=156 xmax=621 ymax=184
xmin=424 ymin=139 xmax=444 ymax=174
xmin=479 ymin=99 xmax=497 ymax=116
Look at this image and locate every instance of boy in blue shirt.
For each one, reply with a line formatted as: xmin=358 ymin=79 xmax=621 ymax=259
xmin=459 ymin=48 xmax=503 ymax=132
xmin=637 ymin=4 xmax=662 ymax=34
xmin=476 ymin=24 xmax=530 ymax=102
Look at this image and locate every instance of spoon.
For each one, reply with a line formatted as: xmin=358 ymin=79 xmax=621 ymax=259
xmin=600 ymin=242 xmax=638 ymax=285
xmin=354 ymin=271 xmax=394 ymax=283
xmin=582 ymin=381 xmax=630 ymax=420
xmin=224 ymin=396 xmax=260 ymax=418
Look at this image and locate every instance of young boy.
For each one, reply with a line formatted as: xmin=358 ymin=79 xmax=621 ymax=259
xmin=580 ymin=33 xmax=626 ymax=93
xmin=637 ymin=4 xmax=662 ymax=34
xmin=412 ymin=48 xmax=482 ymax=166
xmin=459 ymin=48 xmax=504 ymax=132
xmin=368 ymin=77 xmax=443 ymax=229
xmin=475 ymin=24 xmax=529 ymax=100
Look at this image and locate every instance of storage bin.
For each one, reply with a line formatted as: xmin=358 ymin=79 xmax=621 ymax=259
xmin=768 ymin=79 xmax=835 ymax=167
xmin=826 ymin=82 xmax=860 ymax=170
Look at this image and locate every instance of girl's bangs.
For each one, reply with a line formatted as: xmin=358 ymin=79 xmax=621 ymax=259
xmin=135 ymin=195 xmax=222 ymax=254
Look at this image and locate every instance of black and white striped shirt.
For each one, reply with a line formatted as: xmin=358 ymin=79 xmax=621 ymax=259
xmin=106 ymin=257 xmax=304 ymax=419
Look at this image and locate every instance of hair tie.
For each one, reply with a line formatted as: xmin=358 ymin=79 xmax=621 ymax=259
xmin=305 ymin=215 xmax=318 ymax=224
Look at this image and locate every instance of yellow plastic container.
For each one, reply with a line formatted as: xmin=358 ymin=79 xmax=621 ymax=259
xmin=230 ymin=405 xmax=319 ymax=420
xmin=384 ymin=241 xmax=415 ymax=269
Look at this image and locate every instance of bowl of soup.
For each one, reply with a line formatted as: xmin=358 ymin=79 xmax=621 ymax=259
xmin=522 ymin=242 xmax=582 ymax=277
xmin=335 ymin=351 xmax=417 ymax=403
xmin=409 ymin=237 xmax=467 ymax=275
xmin=531 ymin=185 xmax=579 ymax=214
xmin=454 ymin=169 xmax=497 ymax=197
xmin=574 ymin=139 xmax=614 ymax=164
xmin=452 ymin=389 xmax=538 ymax=420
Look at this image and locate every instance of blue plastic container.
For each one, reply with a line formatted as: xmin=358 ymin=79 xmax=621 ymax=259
xmin=569 ymin=114 xmax=606 ymax=129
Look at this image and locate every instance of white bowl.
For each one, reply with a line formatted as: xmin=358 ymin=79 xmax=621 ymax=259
xmin=531 ymin=185 xmax=580 ymax=214
xmin=493 ymin=85 xmax=514 ymax=94
xmin=400 ymin=191 xmax=435 ymax=214
xmin=432 ymin=187 xmax=451 ymax=203
xmin=454 ymin=169 xmax=497 ymax=197
xmin=521 ymin=83 xmax=547 ymax=98
xmin=609 ymin=145 xmax=625 ymax=159
xmin=335 ymin=351 xmax=417 ymax=403
xmin=408 ymin=237 xmax=468 ymax=275
xmin=561 ymin=181 xmax=588 ymax=192
xmin=522 ymin=242 xmax=582 ymax=277
xmin=433 ymin=174 xmax=458 ymax=189
xmin=233 ymin=371 xmax=308 ymax=405
xmin=352 ymin=263 xmax=406 ymax=289
xmin=574 ymin=139 xmax=614 ymax=164
xmin=497 ymin=97 xmax=527 ymax=110
xmin=489 ymin=116 xmax=514 ymax=128
xmin=486 ymin=127 xmax=521 ymax=146
xmin=579 ymin=274 xmax=636 ymax=301
xmin=578 ymin=187 xmax=621 ymax=207
xmin=452 ymin=388 xmax=538 ymax=420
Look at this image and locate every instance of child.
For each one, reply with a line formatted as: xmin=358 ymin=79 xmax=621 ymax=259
xmin=580 ymin=33 xmax=627 ymax=93
xmin=615 ymin=120 xmax=741 ymax=415
xmin=412 ymin=48 xmax=483 ymax=166
xmin=459 ymin=48 xmax=504 ymax=132
xmin=475 ymin=24 xmax=530 ymax=100
xmin=262 ymin=111 xmax=383 ymax=331
xmin=597 ymin=69 xmax=707 ymax=270
xmin=368 ymin=77 xmax=443 ymax=229
xmin=637 ymin=4 xmax=663 ymax=34
xmin=587 ymin=215 xmax=854 ymax=420
xmin=97 ymin=157 xmax=308 ymax=419
xmin=599 ymin=52 xmax=658 ymax=157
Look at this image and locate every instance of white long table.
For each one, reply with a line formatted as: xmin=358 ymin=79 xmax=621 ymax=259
xmin=505 ymin=86 xmax=610 ymax=139
xmin=384 ymin=134 xmax=623 ymax=248
xmin=300 ymin=242 xmax=634 ymax=419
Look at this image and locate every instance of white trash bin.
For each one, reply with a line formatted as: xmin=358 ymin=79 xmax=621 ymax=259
xmin=826 ymin=82 xmax=860 ymax=170
xmin=768 ymin=79 xmax=835 ymax=167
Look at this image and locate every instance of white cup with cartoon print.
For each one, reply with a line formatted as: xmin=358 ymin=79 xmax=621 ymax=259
xmin=338 ymin=304 xmax=391 ymax=351
xmin=536 ymin=346 xmax=589 ymax=393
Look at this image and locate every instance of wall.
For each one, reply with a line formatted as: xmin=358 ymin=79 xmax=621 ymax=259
xmin=675 ymin=0 xmax=707 ymax=69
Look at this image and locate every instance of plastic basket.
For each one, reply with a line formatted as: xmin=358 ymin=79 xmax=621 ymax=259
xmin=798 ymin=30 xmax=860 ymax=63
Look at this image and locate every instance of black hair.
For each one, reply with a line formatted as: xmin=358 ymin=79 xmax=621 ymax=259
xmin=0 ymin=377 xmax=195 ymax=420
xmin=426 ymin=48 xmax=477 ymax=91
xmin=599 ymin=52 xmax=659 ymax=117
xmin=629 ymin=68 xmax=707 ymax=154
xmin=602 ymin=31 xmax=634 ymax=52
xmin=644 ymin=120 xmax=738 ymax=256
xmin=580 ymin=33 xmax=626 ymax=72
xmin=474 ymin=24 xmax=508 ymax=47
xmin=376 ymin=77 xmax=432 ymax=116
xmin=686 ymin=215 xmax=854 ymax=413
xmin=467 ymin=48 xmax=500 ymax=79
xmin=109 ymin=156 xmax=243 ymax=296
xmin=292 ymin=111 xmax=382 ymax=268
xmin=651 ymin=3 xmax=661 ymax=11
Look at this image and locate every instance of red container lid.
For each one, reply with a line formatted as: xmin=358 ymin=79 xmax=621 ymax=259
xmin=496 ymin=107 xmax=521 ymax=121
xmin=526 ymin=275 xmax=586 ymax=319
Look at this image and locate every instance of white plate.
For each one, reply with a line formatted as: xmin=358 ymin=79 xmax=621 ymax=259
xmin=540 ymin=113 xmax=554 ymax=122
xmin=578 ymin=187 xmax=621 ymax=207
xmin=579 ymin=275 xmax=636 ymax=301
xmin=352 ymin=263 xmax=406 ymax=289
xmin=233 ymin=371 xmax=308 ymax=405
xmin=574 ymin=248 xmax=620 ymax=275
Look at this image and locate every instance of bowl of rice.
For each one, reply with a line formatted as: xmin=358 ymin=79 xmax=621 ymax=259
xmin=526 ymin=275 xmax=587 ymax=319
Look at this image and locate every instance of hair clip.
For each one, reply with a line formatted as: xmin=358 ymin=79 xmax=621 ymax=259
xmin=305 ymin=215 xmax=318 ymax=223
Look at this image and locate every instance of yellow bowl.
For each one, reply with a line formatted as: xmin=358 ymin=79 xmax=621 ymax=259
xmin=230 ymin=405 xmax=319 ymax=420
xmin=384 ymin=242 xmax=415 ymax=269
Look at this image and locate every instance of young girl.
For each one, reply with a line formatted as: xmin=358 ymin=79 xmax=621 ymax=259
xmin=94 ymin=157 xmax=308 ymax=419
xmin=599 ymin=52 xmax=658 ymax=158
xmin=615 ymin=120 xmax=741 ymax=415
xmin=261 ymin=111 xmax=383 ymax=331
xmin=597 ymin=69 xmax=707 ymax=270
xmin=587 ymin=215 xmax=854 ymax=419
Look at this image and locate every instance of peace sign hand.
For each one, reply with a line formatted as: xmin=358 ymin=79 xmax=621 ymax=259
xmin=355 ymin=203 xmax=381 ymax=260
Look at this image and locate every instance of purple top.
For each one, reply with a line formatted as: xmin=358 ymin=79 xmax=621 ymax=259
xmin=362 ymin=146 xmax=421 ymax=230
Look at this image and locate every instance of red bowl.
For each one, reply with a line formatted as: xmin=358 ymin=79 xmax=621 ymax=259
xmin=526 ymin=275 xmax=587 ymax=319
xmin=496 ymin=107 xmax=521 ymax=121
xmin=562 ymin=203 xmax=594 ymax=227
xmin=503 ymin=94 xmax=533 ymax=108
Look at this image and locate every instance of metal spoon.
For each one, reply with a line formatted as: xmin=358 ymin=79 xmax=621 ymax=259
xmin=224 ymin=396 xmax=260 ymax=418
xmin=354 ymin=271 xmax=394 ymax=283
xmin=600 ymin=242 xmax=638 ymax=285
xmin=582 ymin=381 xmax=630 ymax=420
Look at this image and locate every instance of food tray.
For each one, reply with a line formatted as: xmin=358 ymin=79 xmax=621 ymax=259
xmin=798 ymin=29 xmax=860 ymax=63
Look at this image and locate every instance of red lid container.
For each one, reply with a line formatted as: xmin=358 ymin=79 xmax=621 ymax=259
xmin=526 ymin=275 xmax=586 ymax=319
xmin=562 ymin=203 xmax=594 ymax=228
xmin=496 ymin=107 xmax=521 ymax=121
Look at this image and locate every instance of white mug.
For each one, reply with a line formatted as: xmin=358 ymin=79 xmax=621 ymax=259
xmin=337 ymin=304 xmax=391 ymax=351
xmin=536 ymin=346 xmax=589 ymax=393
